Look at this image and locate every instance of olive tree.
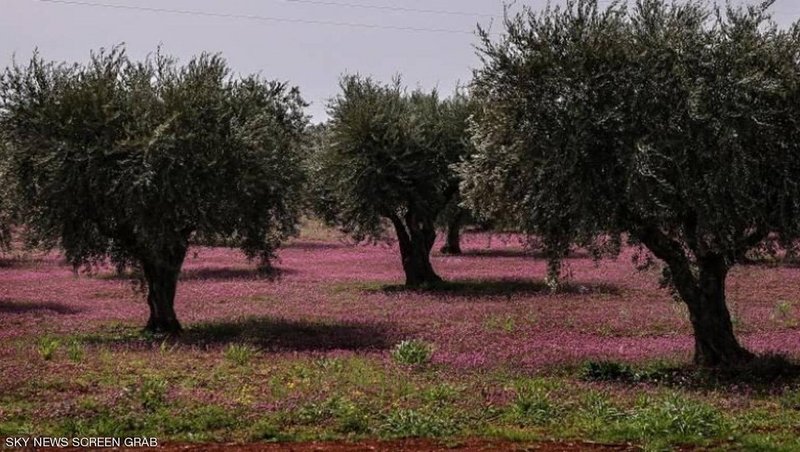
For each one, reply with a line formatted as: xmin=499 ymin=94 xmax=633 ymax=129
xmin=460 ymin=0 xmax=800 ymax=366
xmin=0 ymin=142 xmax=14 ymax=249
xmin=437 ymin=91 xmax=477 ymax=255
xmin=0 ymin=47 xmax=307 ymax=333
xmin=316 ymin=76 xmax=470 ymax=286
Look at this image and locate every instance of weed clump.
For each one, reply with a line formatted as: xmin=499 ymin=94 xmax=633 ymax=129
xmin=392 ymin=340 xmax=434 ymax=367
xmin=224 ymin=344 xmax=257 ymax=366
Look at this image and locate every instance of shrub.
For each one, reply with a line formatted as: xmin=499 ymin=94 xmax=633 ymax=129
xmin=391 ymin=340 xmax=434 ymax=367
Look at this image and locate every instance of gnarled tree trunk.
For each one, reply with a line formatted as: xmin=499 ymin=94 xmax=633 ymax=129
xmin=389 ymin=211 xmax=442 ymax=287
xmin=684 ymin=256 xmax=754 ymax=366
xmin=638 ymin=228 xmax=754 ymax=367
xmin=141 ymin=246 xmax=188 ymax=334
xmin=440 ymin=211 xmax=463 ymax=255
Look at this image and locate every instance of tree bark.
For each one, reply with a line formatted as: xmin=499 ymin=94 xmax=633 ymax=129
xmin=636 ymin=227 xmax=753 ymax=367
xmin=389 ymin=212 xmax=442 ymax=287
xmin=440 ymin=211 xmax=463 ymax=255
xmin=141 ymin=248 xmax=187 ymax=334
xmin=684 ymin=256 xmax=754 ymax=366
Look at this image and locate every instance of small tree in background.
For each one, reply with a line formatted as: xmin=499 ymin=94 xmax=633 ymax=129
xmin=0 ymin=47 xmax=307 ymax=333
xmin=316 ymin=76 xmax=471 ymax=286
xmin=0 ymin=142 xmax=15 ymax=249
xmin=436 ymin=91 xmax=477 ymax=256
xmin=460 ymin=0 xmax=800 ymax=366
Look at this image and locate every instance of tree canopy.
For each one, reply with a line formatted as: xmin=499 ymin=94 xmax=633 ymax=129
xmin=0 ymin=47 xmax=308 ymax=333
xmin=460 ymin=0 xmax=800 ymax=366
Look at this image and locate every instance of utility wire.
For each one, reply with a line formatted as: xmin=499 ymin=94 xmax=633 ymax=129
xmin=33 ymin=0 xmax=485 ymax=35
xmin=282 ymin=0 xmax=499 ymax=18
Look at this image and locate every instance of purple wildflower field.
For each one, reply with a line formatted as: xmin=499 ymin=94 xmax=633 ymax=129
xmin=4 ymin=230 xmax=800 ymax=449
xmin=2 ymin=231 xmax=798 ymax=372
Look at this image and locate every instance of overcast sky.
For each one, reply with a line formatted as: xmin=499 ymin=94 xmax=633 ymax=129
xmin=2 ymin=0 xmax=799 ymax=121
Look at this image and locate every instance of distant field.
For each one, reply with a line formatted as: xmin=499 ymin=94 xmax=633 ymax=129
xmin=2 ymin=231 xmax=800 ymax=450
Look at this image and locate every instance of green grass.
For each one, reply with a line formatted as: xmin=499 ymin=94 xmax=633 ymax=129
xmin=224 ymin=344 xmax=257 ymax=366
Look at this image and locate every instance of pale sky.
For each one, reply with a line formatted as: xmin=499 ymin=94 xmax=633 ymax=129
xmin=2 ymin=0 xmax=799 ymax=121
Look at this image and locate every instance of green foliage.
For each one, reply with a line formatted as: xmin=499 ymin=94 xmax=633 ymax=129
xmin=579 ymin=361 xmax=636 ymax=382
xmin=165 ymin=405 xmax=238 ymax=437
xmin=224 ymin=344 xmax=257 ymax=366
xmin=461 ymin=0 xmax=800 ymax=365
xmin=37 ymin=336 xmax=60 ymax=361
xmin=1 ymin=46 xmax=307 ymax=266
xmin=421 ymin=384 xmax=462 ymax=405
xmin=463 ymin=0 xmax=800 ymax=257
xmin=0 ymin=46 xmax=308 ymax=330
xmin=622 ymin=393 xmax=727 ymax=445
xmin=508 ymin=380 xmax=559 ymax=426
xmin=773 ymin=300 xmax=794 ymax=323
xmin=66 ymin=340 xmax=84 ymax=362
xmin=296 ymin=397 xmax=370 ymax=434
xmin=57 ymin=411 xmax=145 ymax=438
xmin=312 ymin=76 xmax=475 ymax=285
xmin=0 ymin=142 xmax=17 ymax=249
xmin=779 ymin=389 xmax=800 ymax=410
xmin=380 ymin=409 xmax=458 ymax=438
xmin=391 ymin=339 xmax=434 ymax=367
xmin=249 ymin=418 xmax=290 ymax=442
xmin=578 ymin=391 xmax=624 ymax=423
xmin=484 ymin=314 xmax=516 ymax=333
xmin=137 ymin=377 xmax=168 ymax=411
xmin=314 ymin=76 xmax=471 ymax=241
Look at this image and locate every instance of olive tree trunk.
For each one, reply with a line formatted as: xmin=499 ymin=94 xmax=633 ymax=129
xmin=440 ymin=211 xmax=463 ymax=255
xmin=389 ymin=212 xmax=442 ymax=286
xmin=141 ymin=247 xmax=188 ymax=334
xmin=639 ymin=229 xmax=753 ymax=367
xmin=682 ymin=257 xmax=754 ymax=366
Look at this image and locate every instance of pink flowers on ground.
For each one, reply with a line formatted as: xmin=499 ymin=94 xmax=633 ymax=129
xmin=1 ymin=232 xmax=798 ymax=372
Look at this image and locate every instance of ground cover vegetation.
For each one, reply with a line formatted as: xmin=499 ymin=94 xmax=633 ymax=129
xmin=2 ymin=0 xmax=800 ymax=449
xmin=1 ymin=234 xmax=800 ymax=449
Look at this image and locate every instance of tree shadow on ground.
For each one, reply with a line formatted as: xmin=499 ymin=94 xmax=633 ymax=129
xmin=578 ymin=355 xmax=800 ymax=394
xmin=457 ymin=249 xmax=592 ymax=259
xmin=79 ymin=317 xmax=396 ymax=352
xmin=0 ymin=299 xmax=82 ymax=315
xmin=183 ymin=317 xmax=394 ymax=351
xmin=94 ymin=266 xmax=295 ymax=282
xmin=179 ymin=267 xmax=296 ymax=281
xmin=286 ymin=240 xmax=350 ymax=251
xmin=371 ymin=279 xmax=620 ymax=298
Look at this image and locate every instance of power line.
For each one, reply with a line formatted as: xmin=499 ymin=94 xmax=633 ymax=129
xmin=34 ymin=0 xmax=485 ymax=35
xmin=282 ymin=0 xmax=499 ymax=18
